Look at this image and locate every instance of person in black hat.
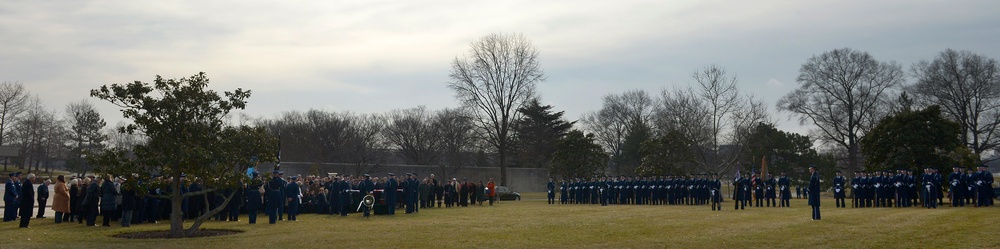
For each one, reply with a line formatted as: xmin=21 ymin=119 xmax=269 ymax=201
xmin=4 ymin=172 xmax=19 ymax=222
xmin=975 ymin=165 xmax=994 ymax=207
xmin=709 ymin=173 xmax=722 ymax=211
xmin=778 ymin=172 xmax=791 ymax=207
xmin=808 ymin=165 xmax=821 ymax=220
xmin=949 ymin=166 xmax=965 ymax=207
xmin=833 ymin=170 xmax=846 ymax=208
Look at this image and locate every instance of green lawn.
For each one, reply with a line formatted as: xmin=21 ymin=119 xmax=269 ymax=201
xmin=3 ymin=193 xmax=998 ymax=249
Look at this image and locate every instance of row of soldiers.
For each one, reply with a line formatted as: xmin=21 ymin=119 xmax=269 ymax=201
xmin=835 ymin=165 xmax=995 ymax=209
xmin=551 ymin=174 xmax=721 ymax=207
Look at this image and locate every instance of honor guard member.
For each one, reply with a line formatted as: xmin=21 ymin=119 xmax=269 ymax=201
xmin=963 ymin=168 xmax=976 ymax=205
xmin=808 ymin=166 xmax=821 ymax=220
xmin=559 ymin=180 xmax=568 ymax=204
xmin=547 ymin=177 xmax=556 ymax=205
xmin=710 ymin=173 xmax=722 ymax=211
xmin=733 ymin=173 xmax=747 ymax=210
xmin=246 ymin=172 xmax=263 ymax=224
xmin=386 ymin=173 xmax=399 ymax=215
xmin=779 ymin=172 xmax=791 ymax=207
xmin=894 ymin=169 xmax=906 ymax=207
xmin=765 ymin=174 xmax=777 ymax=207
xmin=266 ymin=170 xmax=283 ymax=224
xmin=833 ymin=171 xmax=846 ymax=208
xmin=277 ymin=171 xmax=287 ymax=221
xmin=922 ymin=167 xmax=937 ymax=209
xmin=339 ymin=175 xmax=352 ymax=216
xmin=975 ymin=165 xmax=994 ymax=207
xmin=949 ymin=166 xmax=965 ymax=207
xmin=285 ymin=176 xmax=301 ymax=221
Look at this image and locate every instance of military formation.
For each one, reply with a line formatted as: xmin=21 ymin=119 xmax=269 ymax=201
xmin=556 ymin=174 xmax=720 ymax=207
xmin=849 ymin=165 xmax=995 ymax=209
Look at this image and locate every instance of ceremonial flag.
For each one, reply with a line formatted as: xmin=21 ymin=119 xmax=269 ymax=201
xmin=761 ymin=155 xmax=768 ymax=180
xmin=275 ymin=132 xmax=282 ymax=171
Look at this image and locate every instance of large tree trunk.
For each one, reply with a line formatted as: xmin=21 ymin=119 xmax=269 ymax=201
xmin=170 ymin=176 xmax=184 ymax=238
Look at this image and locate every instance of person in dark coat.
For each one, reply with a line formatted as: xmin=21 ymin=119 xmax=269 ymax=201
xmin=458 ymin=179 xmax=469 ymax=207
xmin=19 ymin=174 xmax=36 ymax=228
xmin=69 ymin=178 xmax=80 ymax=223
xmin=3 ymin=172 xmax=19 ymax=222
xmin=385 ymin=173 xmax=398 ymax=215
xmin=120 ymin=178 xmax=136 ymax=227
xmin=266 ymin=170 xmax=283 ymax=223
xmin=36 ymin=179 xmax=49 ymax=219
xmin=100 ymin=175 xmax=119 ymax=227
xmin=83 ymin=178 xmax=100 ymax=226
xmin=285 ymin=176 xmax=301 ymax=221
xmin=808 ymin=166 xmax=821 ymax=220
xmin=246 ymin=172 xmax=263 ymax=224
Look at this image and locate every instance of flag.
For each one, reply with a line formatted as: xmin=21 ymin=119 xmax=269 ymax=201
xmin=761 ymin=155 xmax=768 ymax=180
xmin=274 ymin=132 xmax=282 ymax=171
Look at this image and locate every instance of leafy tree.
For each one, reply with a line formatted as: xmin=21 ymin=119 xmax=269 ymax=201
xmin=65 ymin=100 xmax=107 ymax=177
xmin=615 ymin=121 xmax=651 ymax=175
xmin=861 ymin=105 xmax=977 ymax=173
xmin=550 ymin=130 xmax=608 ymax=179
xmin=740 ymin=122 xmax=832 ymax=186
xmin=637 ymin=129 xmax=694 ymax=176
xmin=512 ymin=98 xmax=573 ymax=168
xmin=90 ymin=72 xmax=277 ymax=237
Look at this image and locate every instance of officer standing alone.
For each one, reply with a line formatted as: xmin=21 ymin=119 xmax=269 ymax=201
xmin=808 ymin=166 xmax=821 ymax=220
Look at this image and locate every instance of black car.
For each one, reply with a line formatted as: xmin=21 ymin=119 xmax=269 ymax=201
xmin=496 ymin=186 xmax=521 ymax=201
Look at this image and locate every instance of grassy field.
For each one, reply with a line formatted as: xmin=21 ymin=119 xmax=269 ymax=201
xmin=2 ymin=192 xmax=999 ymax=249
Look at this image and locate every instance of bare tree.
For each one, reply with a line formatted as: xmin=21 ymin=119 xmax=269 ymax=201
xmin=0 ymin=81 xmax=30 ymax=146
xmin=581 ymin=89 xmax=653 ymax=175
xmin=449 ymin=33 xmax=544 ymax=185
xmin=384 ymin=106 xmax=441 ymax=165
xmin=11 ymin=96 xmax=61 ymax=172
xmin=344 ymin=113 xmax=389 ymax=176
xmin=106 ymin=121 xmax=145 ymax=149
xmin=777 ymin=48 xmax=904 ymax=172
xmin=433 ymin=108 xmax=476 ymax=179
xmin=651 ymin=65 xmax=770 ymax=174
xmin=911 ymin=49 xmax=1000 ymax=162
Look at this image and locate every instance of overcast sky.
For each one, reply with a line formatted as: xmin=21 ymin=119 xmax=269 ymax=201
xmin=2 ymin=0 xmax=999 ymax=136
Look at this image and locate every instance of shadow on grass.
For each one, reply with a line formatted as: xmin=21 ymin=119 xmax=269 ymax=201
xmin=111 ymin=229 xmax=244 ymax=239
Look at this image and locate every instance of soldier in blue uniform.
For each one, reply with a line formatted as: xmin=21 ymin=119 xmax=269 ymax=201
xmin=246 ymin=172 xmax=262 ymax=224
xmin=276 ymin=172 xmax=287 ymax=221
xmin=949 ymin=166 xmax=964 ymax=207
xmin=266 ymin=170 xmax=283 ymax=224
xmin=386 ymin=173 xmax=398 ymax=215
xmin=285 ymin=176 xmax=301 ymax=221
xmin=765 ymin=173 xmax=777 ymax=207
xmin=922 ymin=167 xmax=937 ymax=209
xmin=851 ymin=171 xmax=861 ymax=208
xmin=808 ymin=166 xmax=821 ymax=220
xmin=975 ymin=165 xmax=994 ymax=207
xmin=710 ymin=173 xmax=722 ymax=211
xmin=833 ymin=171 xmax=846 ymax=208
xmin=4 ymin=172 xmax=19 ymax=222
xmin=779 ymin=172 xmax=791 ymax=207
xmin=733 ymin=173 xmax=747 ymax=210
xmin=547 ymin=177 xmax=556 ymax=205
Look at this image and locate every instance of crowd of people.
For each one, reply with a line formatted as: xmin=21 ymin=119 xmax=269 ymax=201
xmin=3 ymin=169 xmax=501 ymax=228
